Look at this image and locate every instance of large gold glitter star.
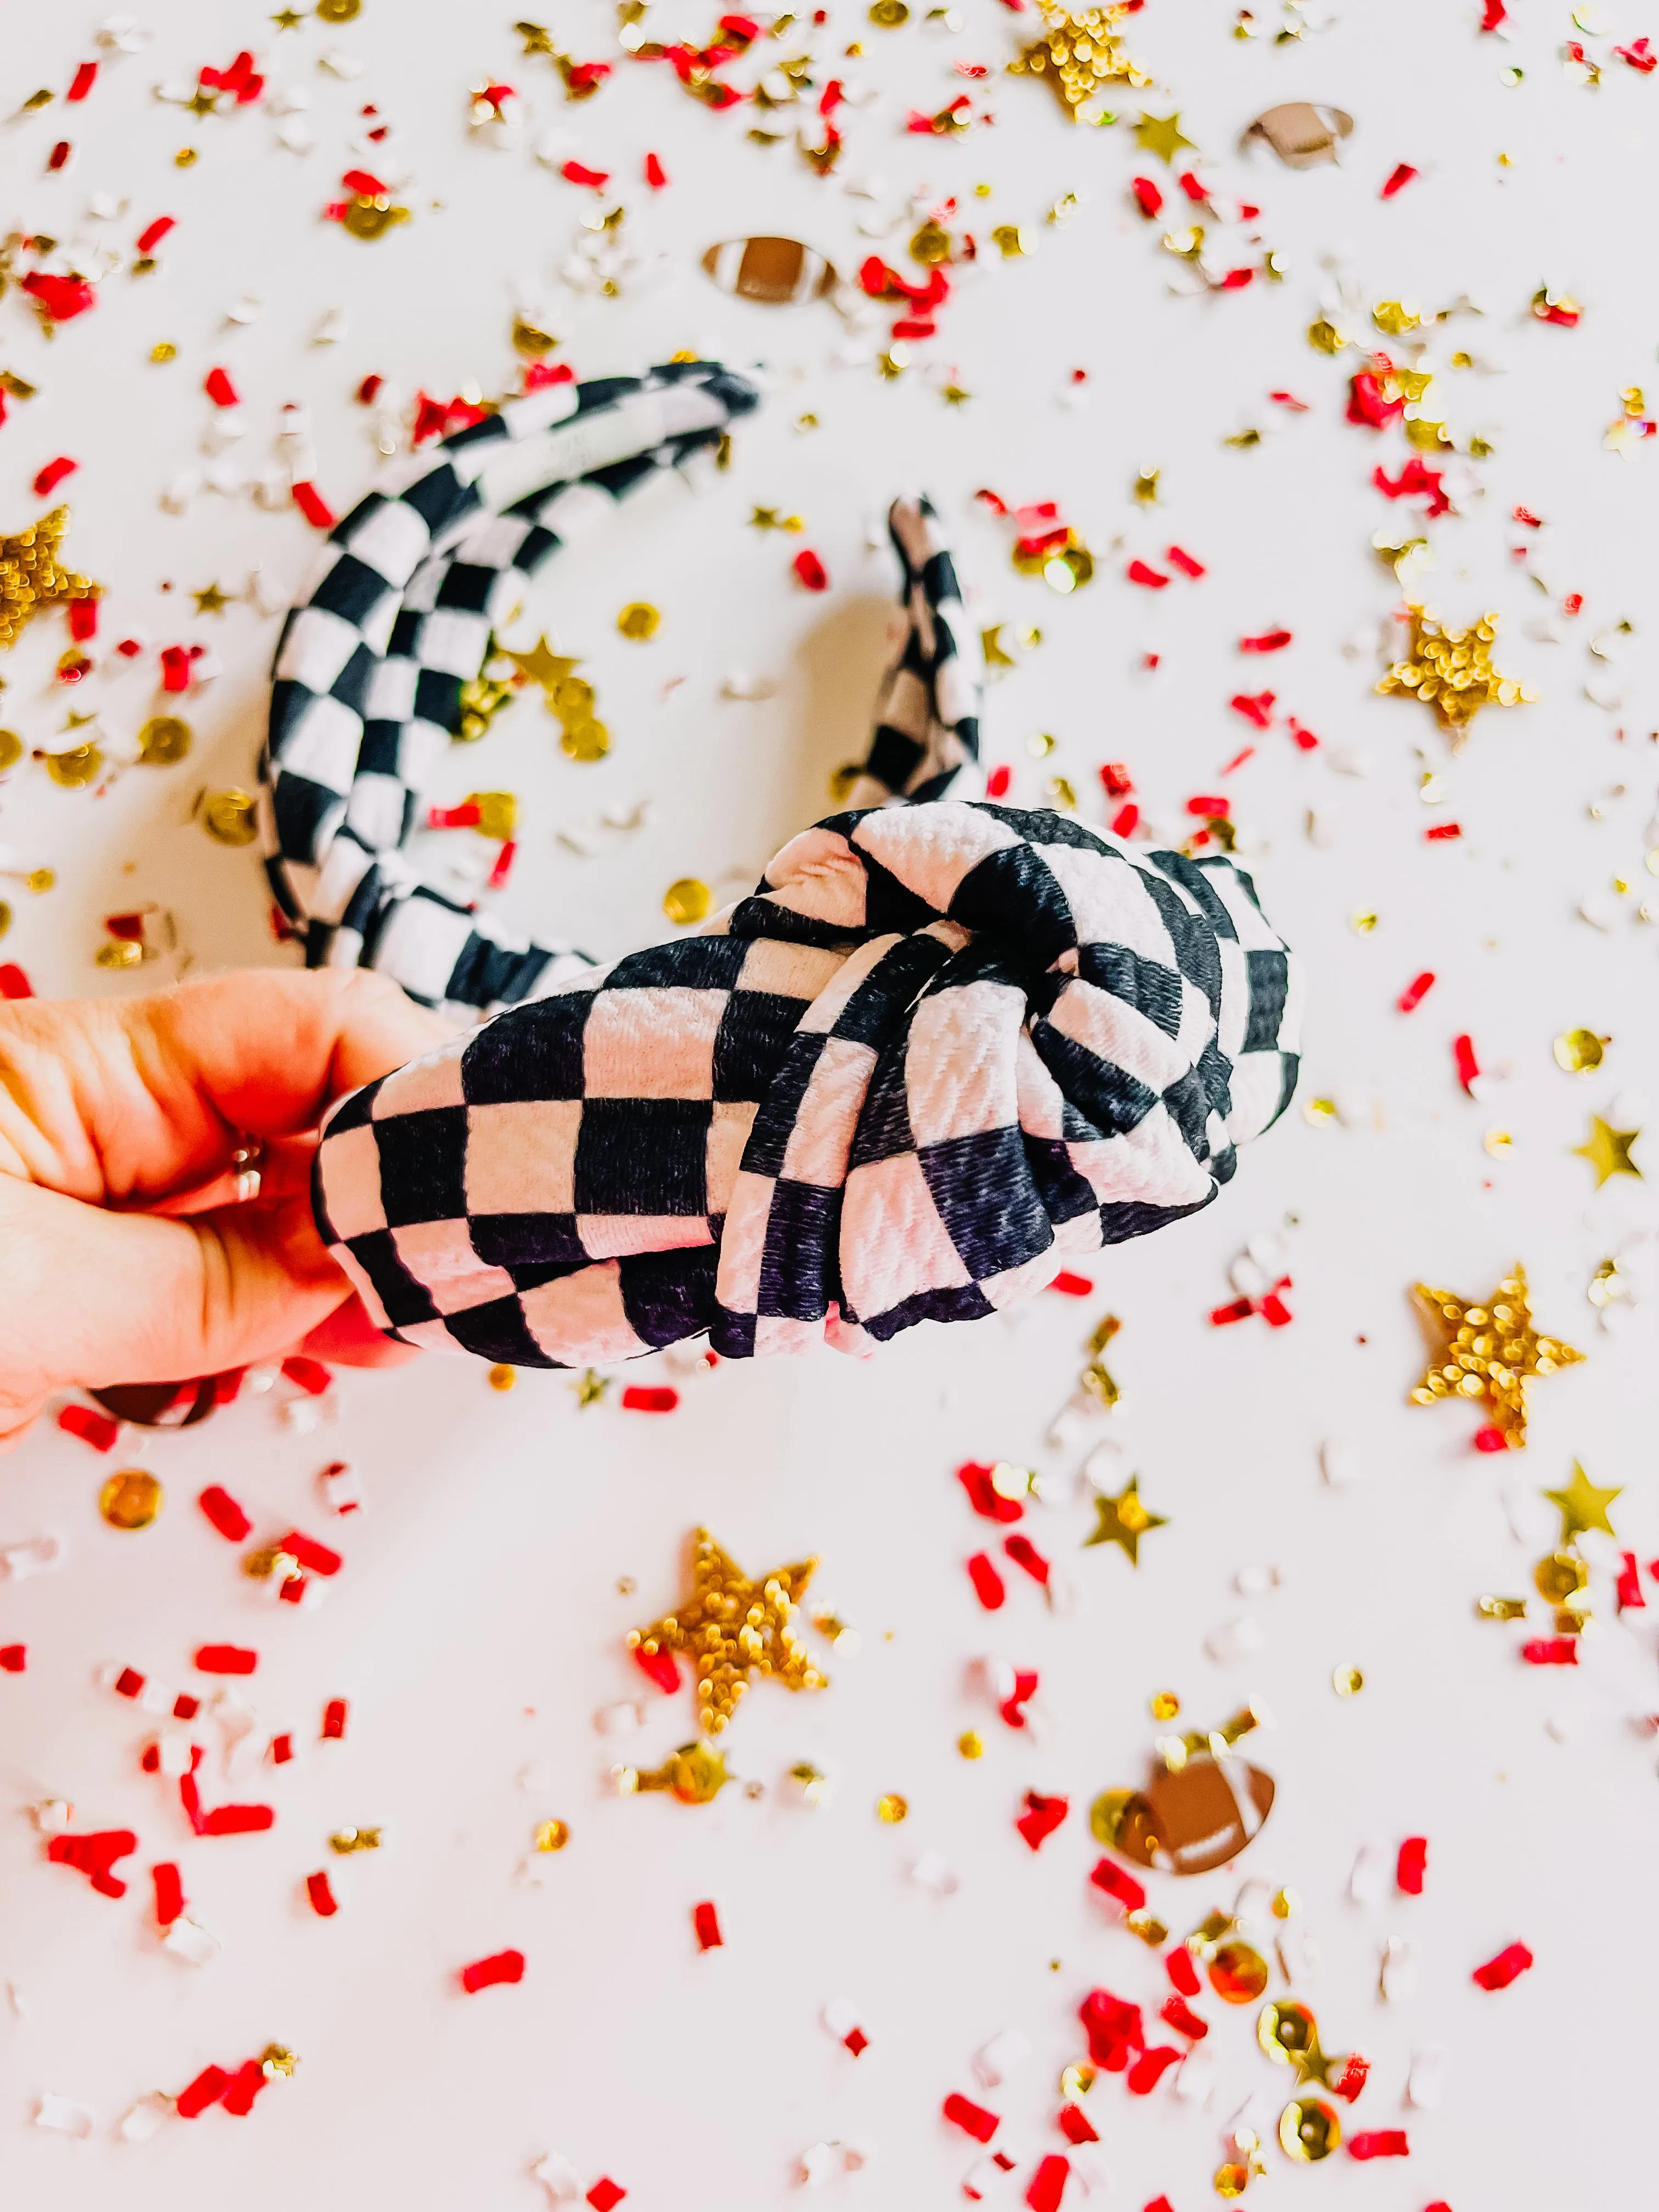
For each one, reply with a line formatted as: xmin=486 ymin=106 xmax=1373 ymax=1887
xmin=1 ymin=507 xmax=101 ymax=653
xmin=629 ymin=1528 xmax=827 ymax=1734
xmin=1084 ymin=1474 xmax=1167 ymax=1565
xmin=1133 ymin=110 xmax=1197 ymax=163
xmin=1376 ymin=606 xmax=1537 ymax=748
xmin=1008 ymin=1 xmax=1150 ymax=120
xmin=1410 ymin=1265 xmax=1583 ymax=1450
xmin=1543 ymin=1460 xmax=1621 ymax=1542
xmin=1573 ymin=1114 xmax=1643 ymax=1188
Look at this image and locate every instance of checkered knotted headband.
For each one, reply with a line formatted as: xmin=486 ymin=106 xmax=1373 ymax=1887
xmin=261 ymin=359 xmax=980 ymax=1014
xmin=313 ymin=805 xmax=1301 ymax=1370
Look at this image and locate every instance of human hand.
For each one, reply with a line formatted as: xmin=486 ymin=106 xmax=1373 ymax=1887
xmin=0 ymin=968 xmax=448 ymax=1451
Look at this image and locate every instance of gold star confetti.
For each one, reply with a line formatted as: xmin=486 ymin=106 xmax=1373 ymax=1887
xmin=1410 ymin=1265 xmax=1584 ymax=1449
xmin=981 ymin=623 xmax=1015 ymax=672
xmin=1084 ymin=1474 xmax=1167 ymax=1565
xmin=191 ymin=582 xmax=232 ymax=616
xmin=1133 ymin=110 xmax=1197 ymax=164
xmin=1573 ymin=1114 xmax=1642 ymax=1188
xmin=628 ymin=1527 xmax=827 ymax=1734
xmin=270 ymin=6 xmax=305 ymax=25
xmin=1007 ymin=0 xmax=1149 ymax=118
xmin=572 ymin=1368 xmax=608 ymax=1407
xmin=1543 ymin=1460 xmax=1621 ymax=1542
xmin=1375 ymin=607 xmax=1537 ymax=747
xmin=1 ymin=507 xmax=101 ymax=653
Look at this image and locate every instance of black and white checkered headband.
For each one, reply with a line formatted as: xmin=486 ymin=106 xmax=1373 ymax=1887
xmin=262 ymin=360 xmax=981 ymax=1016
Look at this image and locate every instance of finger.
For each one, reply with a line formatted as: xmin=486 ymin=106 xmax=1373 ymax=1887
xmin=298 ymin=1295 xmax=419 ymax=1367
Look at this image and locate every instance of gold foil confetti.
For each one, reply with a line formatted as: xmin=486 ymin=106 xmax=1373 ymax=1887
xmin=150 ymin=341 xmax=177 ymax=363
xmin=990 ymin=224 xmax=1031 ymax=257
xmin=1331 ymin=1664 xmax=1364 ymax=1697
xmin=329 ymin=1826 xmax=383 ymax=1853
xmin=1208 ymin=1941 xmax=1270 ymax=2002
xmin=1085 ymin=1475 xmax=1166 ymax=1565
xmin=534 ymin=1819 xmax=571 ymax=1851
xmin=1007 ymin=0 xmax=1148 ymax=120
xmin=202 ymin=789 xmax=259 ymax=844
xmin=0 ymin=730 xmax=24 ymax=772
xmin=876 ymin=1792 xmax=909 ymax=1822
xmin=1279 ymin=2098 xmax=1340 ymax=2162
xmin=958 ymin=1730 xmax=984 ymax=1758
xmin=1149 ymin=1690 xmax=1180 ymax=1720
xmin=1572 ymin=1114 xmax=1642 ymax=1187
xmin=488 ymin=1363 xmax=517 ymax=1391
xmin=868 ymin=0 xmax=909 ymax=22
xmin=627 ymin=1527 xmax=827 ymax=1735
xmin=663 ymin=877 xmax=713 ymax=926
xmin=1376 ymin=607 xmax=1537 ymax=745
xmin=616 ymin=601 xmax=661 ymax=640
xmin=136 ymin=715 xmax=192 ymax=765
xmin=315 ymin=0 xmax=363 ymax=17
xmin=99 ymin=1469 xmax=163 ymax=1530
xmin=1 ymin=508 xmax=101 ymax=653
xmin=1059 ymin=2063 xmax=1094 ymax=2100
xmin=623 ymin=1742 xmax=731 ymax=1803
xmin=1410 ymin=1266 xmax=1583 ymax=1448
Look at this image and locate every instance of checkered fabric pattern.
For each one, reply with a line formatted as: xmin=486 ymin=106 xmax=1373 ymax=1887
xmin=842 ymin=495 xmax=981 ymax=806
xmin=261 ymin=361 xmax=761 ymax=1016
xmin=313 ymin=802 xmax=1301 ymax=1369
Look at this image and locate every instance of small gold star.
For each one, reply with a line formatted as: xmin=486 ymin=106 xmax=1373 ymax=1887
xmin=1573 ymin=1115 xmax=1643 ymax=1188
xmin=571 ymin=1367 xmax=608 ymax=1408
xmin=515 ymin=18 xmax=556 ymax=54
xmin=941 ymin=383 xmax=972 ymax=406
xmin=502 ymin=635 xmax=580 ymax=693
xmin=1543 ymin=1460 xmax=1621 ymax=1542
xmin=628 ymin=1527 xmax=827 ymax=1734
xmin=1133 ymin=110 xmax=1197 ymax=164
xmin=185 ymin=88 xmax=219 ymax=117
xmin=191 ymin=582 xmax=233 ymax=616
xmin=1410 ymin=1265 xmax=1583 ymax=1450
xmin=1 ymin=507 xmax=101 ymax=653
xmin=981 ymin=623 xmax=1015 ymax=672
xmin=1376 ymin=606 xmax=1538 ymax=748
xmin=270 ymin=6 xmax=305 ymax=25
xmin=1084 ymin=1475 xmax=1167 ymax=1565
xmin=749 ymin=505 xmax=781 ymax=529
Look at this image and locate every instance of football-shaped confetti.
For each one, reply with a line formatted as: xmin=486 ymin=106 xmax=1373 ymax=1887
xmin=701 ymin=236 xmax=837 ymax=304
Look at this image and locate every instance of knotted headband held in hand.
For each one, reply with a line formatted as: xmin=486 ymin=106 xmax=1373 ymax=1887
xmin=313 ymin=804 xmax=1301 ymax=1368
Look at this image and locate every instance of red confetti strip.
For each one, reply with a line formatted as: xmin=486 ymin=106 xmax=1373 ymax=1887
xmin=619 ymin=1385 xmax=679 ymax=1412
xmin=0 ymin=1645 xmax=24 ymax=1673
xmin=66 ymin=60 xmax=98 ymax=101
xmin=1397 ymin=970 xmax=1436 ymax=1013
xmin=560 ymin=160 xmax=611 ymax=188
xmin=291 ymin=481 xmax=337 ymax=530
xmin=1165 ymin=544 xmax=1205 ymax=577
xmin=115 ymin=1666 xmax=145 ymax=1699
xmin=201 ymin=1803 xmax=275 ymax=1836
xmin=199 ymin=49 xmax=264 ymax=103
xmin=135 ymin=215 xmax=174 ymax=253
xmin=21 ymin=270 xmax=96 ymax=322
xmin=792 ymin=548 xmax=829 ymax=592
xmin=1003 ymin=1533 xmax=1049 ymax=1584
xmin=1328 ymin=2052 xmax=1370 ymax=2101
xmin=1026 ymin=2155 xmax=1070 ymax=2212
xmin=633 ymin=1644 xmax=681 ymax=1693
xmin=47 ymin=1829 xmax=137 ymax=1899
xmin=282 ymin=1355 xmax=333 ymax=1395
xmin=944 ymin=2092 xmax=1000 ymax=2142
xmin=1080 ymin=1987 xmax=1144 ymax=2070
xmin=65 ymin=596 xmax=98 ymax=644
xmin=1165 ymin=1946 xmax=1200 ymax=1997
xmin=985 ymin=764 xmax=1012 ymax=799
xmin=1186 ymin=793 xmax=1230 ymax=818
xmin=1380 ymin=162 xmax=1418 ymax=198
xmin=322 ymin=1698 xmax=349 ymax=1740
xmin=269 ymin=1735 xmax=294 ymax=1768
xmin=1058 ymin=2104 xmax=1098 ymax=2145
xmin=1522 ymin=1637 xmax=1578 ymax=1665
xmin=1269 ymin=388 xmax=1311 ymax=410
xmin=1160 ymin=1994 xmax=1208 ymax=2040
xmin=1288 ymin=718 xmax=1319 ymax=750
xmin=587 ymin=2184 xmax=626 ymax=2212
xmin=460 ymin=1948 xmax=526 ymax=1993
xmin=1374 ymin=455 xmax=1451 ymax=517
xmin=32 ymin=456 xmax=77 ymax=498
xmin=1229 ymin=691 xmax=1276 ymax=727
xmin=966 ymin=1552 xmax=1006 ymax=1610
xmin=1220 ymin=746 xmax=1255 ymax=776
xmin=645 ymin=151 xmax=669 ymax=188
xmin=1099 ymin=763 xmax=1134 ymax=798
xmin=1126 ymin=2045 xmax=1181 ymax=2094
xmin=195 ymin=1644 xmax=257 ymax=1675
xmin=57 ymin=1403 xmax=119 ymax=1451
xmin=1126 ymin=559 xmax=1169 ymax=588
xmin=153 ymin=1862 xmax=184 ymax=1927
xmin=1473 ymin=1424 xmax=1508 ymax=1454
xmin=220 ymin=2058 xmax=271 ymax=2117
xmin=1211 ymin=1297 xmax=1253 ymax=1327
xmin=1111 ymin=803 xmax=1139 ymax=838
xmin=1397 ymin=1835 xmax=1428 ymax=1894
xmin=278 ymin=1573 xmax=309 ymax=1605
xmin=307 ymin=1870 xmax=339 ymax=1917
xmin=1015 ymin=1790 xmax=1068 ymax=1850
xmin=1347 ymin=367 xmax=1406 ymax=428
xmin=1348 ymin=2131 xmax=1409 ymax=2159
xmin=998 ymin=1668 xmax=1039 ymax=1728
xmin=204 ymin=366 xmax=239 ymax=407
xmin=1049 ymin=1269 xmax=1093 ymax=1296
xmin=176 ymin=2064 xmax=232 ymax=2119
xmin=1131 ymin=176 xmax=1163 ymax=217
xmin=198 ymin=1486 xmax=252 ymax=1542
xmin=1145 ymin=2200 xmax=1177 ymax=2212
xmin=159 ymin=643 xmax=194 ymax=692
xmin=1452 ymin=1034 xmax=1480 ymax=1094
xmin=0 ymin=963 xmax=35 ymax=1000
xmin=1238 ymin=629 xmax=1291 ymax=653
xmin=958 ymin=1461 xmax=1024 ymax=1522
xmin=1481 ymin=0 xmax=1506 ymax=22
xmin=1617 ymin=35 xmax=1658 ymax=69
xmin=276 ymin=1529 xmax=342 ymax=1576
xmin=692 ymin=1900 xmax=723 ymax=1950
xmin=844 ymin=2025 xmax=869 ymax=2056
xmin=1472 ymin=1940 xmax=1533 ymax=1990
xmin=1616 ymin=1552 xmax=1646 ymax=1610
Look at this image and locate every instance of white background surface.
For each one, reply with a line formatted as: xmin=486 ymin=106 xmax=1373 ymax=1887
xmin=2 ymin=3 xmax=1657 ymax=2207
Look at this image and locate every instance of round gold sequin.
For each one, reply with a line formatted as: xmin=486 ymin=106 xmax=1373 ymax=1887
xmin=958 ymin=1730 xmax=984 ymax=1759
xmin=1279 ymin=2098 xmax=1340 ymax=2162
xmin=1059 ymin=2062 xmax=1094 ymax=2100
xmin=616 ymin=601 xmax=661 ymax=641
xmin=100 ymin=1469 xmax=163 ymax=1530
xmin=0 ymin=729 xmax=23 ymax=772
xmin=97 ymin=938 xmax=145 ymax=970
xmin=137 ymin=715 xmax=192 ymax=765
xmin=202 ymin=789 xmax=259 ymax=845
xmin=44 ymin=744 xmax=102 ymax=789
xmin=315 ymin=0 xmax=363 ymax=18
xmin=1258 ymin=1999 xmax=1321 ymax=2069
xmin=663 ymin=877 xmax=712 ymax=926
xmin=534 ymin=1819 xmax=570 ymax=1852
xmin=1207 ymin=1941 xmax=1269 ymax=2003
xmin=512 ymin=318 xmax=558 ymax=358
xmin=1534 ymin=1549 xmax=1588 ymax=1604
xmin=1214 ymin=2165 xmax=1250 ymax=2200
xmin=876 ymin=1792 xmax=909 ymax=1823
xmin=342 ymin=198 xmax=410 ymax=241
xmin=467 ymin=791 xmax=518 ymax=840
xmin=1149 ymin=1690 xmax=1181 ymax=1720
xmin=559 ymin=717 xmax=610 ymax=762
xmin=868 ymin=0 xmax=909 ymax=22
xmin=1553 ymin=1028 xmax=1606 ymax=1074
xmin=488 ymin=1363 xmax=517 ymax=1392
xmin=1331 ymin=1664 xmax=1364 ymax=1697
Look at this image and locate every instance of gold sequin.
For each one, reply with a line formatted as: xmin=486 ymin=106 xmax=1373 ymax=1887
xmin=99 ymin=1469 xmax=163 ymax=1530
xmin=137 ymin=715 xmax=191 ymax=765
xmin=663 ymin=877 xmax=713 ymax=926
xmin=202 ymin=789 xmax=259 ymax=845
xmin=876 ymin=1792 xmax=909 ymax=1822
xmin=534 ymin=1819 xmax=570 ymax=1851
xmin=1331 ymin=1664 xmax=1364 ymax=1697
xmin=617 ymin=601 xmax=661 ymax=640
xmin=1553 ymin=1028 xmax=1606 ymax=1073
